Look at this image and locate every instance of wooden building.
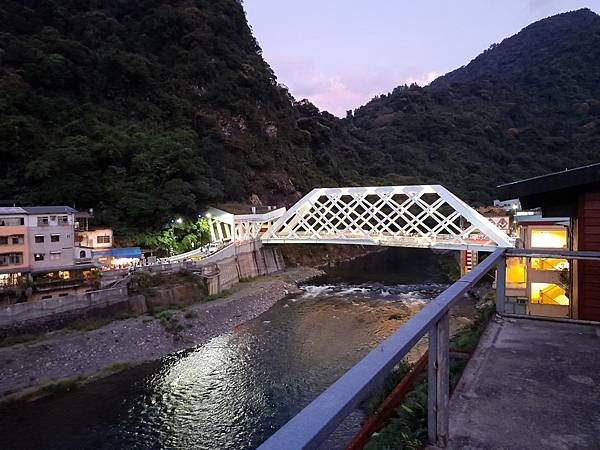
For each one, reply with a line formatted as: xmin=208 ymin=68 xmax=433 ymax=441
xmin=498 ymin=163 xmax=600 ymax=321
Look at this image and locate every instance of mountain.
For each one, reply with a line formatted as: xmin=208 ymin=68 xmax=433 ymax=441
xmin=1 ymin=3 xmax=599 ymax=233
xmin=0 ymin=0 xmax=353 ymax=232
xmin=348 ymin=8 xmax=600 ymax=204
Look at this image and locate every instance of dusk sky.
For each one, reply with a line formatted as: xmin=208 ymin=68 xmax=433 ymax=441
xmin=245 ymin=1 xmax=600 ymax=116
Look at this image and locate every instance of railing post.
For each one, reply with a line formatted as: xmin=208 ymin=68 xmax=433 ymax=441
xmin=428 ymin=312 xmax=449 ymax=448
xmin=496 ymin=254 xmax=506 ymax=315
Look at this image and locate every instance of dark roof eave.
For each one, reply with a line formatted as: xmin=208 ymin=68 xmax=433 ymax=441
xmin=497 ymin=162 xmax=600 ymax=200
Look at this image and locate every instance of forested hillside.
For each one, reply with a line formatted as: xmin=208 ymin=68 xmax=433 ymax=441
xmin=1 ymin=2 xmax=599 ymax=233
xmin=349 ymin=8 xmax=600 ymax=204
xmin=0 ymin=0 xmax=358 ymax=232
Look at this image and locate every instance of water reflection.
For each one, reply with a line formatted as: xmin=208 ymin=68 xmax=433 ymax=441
xmin=0 ymin=268 xmax=447 ymax=450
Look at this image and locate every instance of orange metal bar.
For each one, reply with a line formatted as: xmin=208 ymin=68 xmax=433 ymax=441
xmin=345 ymin=352 xmax=429 ymax=450
xmin=345 ymin=347 xmax=473 ymax=450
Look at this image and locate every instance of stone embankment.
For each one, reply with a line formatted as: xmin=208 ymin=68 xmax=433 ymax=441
xmin=0 ymin=267 xmax=321 ymax=402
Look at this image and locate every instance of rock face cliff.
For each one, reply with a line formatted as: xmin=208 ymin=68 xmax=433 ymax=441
xmin=1 ymin=3 xmax=599 ymax=231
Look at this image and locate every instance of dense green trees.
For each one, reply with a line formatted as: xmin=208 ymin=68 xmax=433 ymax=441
xmin=0 ymin=3 xmax=599 ymax=239
xmin=141 ymin=217 xmax=211 ymax=256
xmin=0 ymin=0 xmax=345 ymax=235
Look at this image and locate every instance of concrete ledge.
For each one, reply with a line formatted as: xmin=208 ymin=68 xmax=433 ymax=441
xmin=449 ymin=317 xmax=600 ymax=449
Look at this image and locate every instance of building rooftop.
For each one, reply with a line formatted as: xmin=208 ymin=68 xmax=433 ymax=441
xmin=497 ymin=162 xmax=600 ymax=217
xmin=0 ymin=206 xmax=78 ymax=215
xmin=497 ymin=162 xmax=600 ymax=200
xmin=0 ymin=207 xmax=26 ymax=215
xmin=514 ymin=214 xmax=569 ymax=225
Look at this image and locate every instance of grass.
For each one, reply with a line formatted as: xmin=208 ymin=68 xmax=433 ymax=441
xmin=363 ymin=301 xmax=495 ymax=450
xmin=0 ymin=333 xmax=41 ymax=348
xmin=101 ymin=361 xmax=132 ymax=375
xmin=156 ymin=311 xmax=184 ymax=334
xmin=37 ymin=378 xmax=81 ymax=396
xmin=65 ymin=318 xmax=113 ymax=332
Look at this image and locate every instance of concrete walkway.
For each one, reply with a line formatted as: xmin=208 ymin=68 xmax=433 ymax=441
xmin=448 ymin=317 xmax=600 ymax=450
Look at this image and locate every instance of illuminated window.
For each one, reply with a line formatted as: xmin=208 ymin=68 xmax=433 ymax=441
xmin=530 ymin=229 xmax=567 ymax=249
xmin=97 ymin=235 xmax=111 ymax=244
xmin=530 ymin=258 xmax=569 ymax=271
xmin=506 ymin=257 xmax=526 ymax=284
xmin=58 ymin=271 xmax=70 ymax=280
xmin=531 ymin=282 xmax=569 ymax=305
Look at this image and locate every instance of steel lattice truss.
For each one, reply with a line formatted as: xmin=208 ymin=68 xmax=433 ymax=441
xmin=234 ymin=207 xmax=287 ymax=243
xmin=262 ymin=186 xmax=513 ymax=251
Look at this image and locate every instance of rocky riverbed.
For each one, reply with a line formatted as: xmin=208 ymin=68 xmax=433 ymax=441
xmin=0 ymin=267 xmax=322 ymax=402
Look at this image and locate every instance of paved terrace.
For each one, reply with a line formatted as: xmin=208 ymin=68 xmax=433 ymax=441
xmin=448 ymin=317 xmax=600 ymax=450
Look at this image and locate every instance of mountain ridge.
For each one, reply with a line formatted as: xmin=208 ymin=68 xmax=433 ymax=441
xmin=0 ymin=3 xmax=599 ymax=234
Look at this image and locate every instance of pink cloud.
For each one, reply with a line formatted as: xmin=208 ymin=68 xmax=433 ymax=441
xmin=272 ymin=57 xmax=445 ymax=116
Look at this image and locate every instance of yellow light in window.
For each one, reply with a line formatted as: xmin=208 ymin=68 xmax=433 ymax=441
xmin=506 ymin=257 xmax=526 ymax=284
xmin=58 ymin=270 xmax=70 ymax=280
xmin=531 ymin=282 xmax=569 ymax=305
xmin=530 ymin=229 xmax=567 ymax=249
xmin=530 ymin=258 xmax=569 ymax=271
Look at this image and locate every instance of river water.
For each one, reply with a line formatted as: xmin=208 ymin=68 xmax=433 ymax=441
xmin=0 ymin=249 xmax=451 ymax=450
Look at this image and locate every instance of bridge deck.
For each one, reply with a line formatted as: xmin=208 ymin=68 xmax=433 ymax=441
xmin=448 ymin=317 xmax=600 ymax=450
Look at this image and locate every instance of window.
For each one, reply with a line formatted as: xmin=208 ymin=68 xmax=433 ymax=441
xmin=41 ymin=295 xmax=52 ymax=300
xmin=51 ymin=234 xmax=60 ymax=243
xmin=530 ymin=258 xmax=569 ymax=271
xmin=530 ymin=229 xmax=568 ymax=249
xmin=34 ymin=253 xmax=45 ymax=262
xmin=58 ymin=293 xmax=69 ymax=297
xmin=531 ymin=283 xmax=569 ymax=306
xmin=79 ymin=250 xmax=86 ymax=258
xmin=50 ymin=215 xmax=56 ymax=221
xmin=50 ymin=252 xmax=61 ymax=261
xmin=506 ymin=257 xmax=526 ymax=286
xmin=0 ymin=237 xmax=7 ymax=245
xmin=97 ymin=235 xmax=111 ymax=244
xmin=0 ymin=253 xmax=23 ymax=265
xmin=58 ymin=216 xmax=69 ymax=225
xmin=0 ymin=217 xmax=24 ymax=226
xmin=9 ymin=253 xmax=22 ymax=264
xmin=38 ymin=216 xmax=49 ymax=226
xmin=11 ymin=235 xmax=24 ymax=245
xmin=35 ymin=235 xmax=45 ymax=243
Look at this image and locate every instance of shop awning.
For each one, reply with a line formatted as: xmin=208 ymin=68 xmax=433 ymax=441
xmin=92 ymin=247 xmax=141 ymax=259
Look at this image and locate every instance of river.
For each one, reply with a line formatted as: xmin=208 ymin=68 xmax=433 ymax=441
xmin=0 ymin=248 xmax=453 ymax=450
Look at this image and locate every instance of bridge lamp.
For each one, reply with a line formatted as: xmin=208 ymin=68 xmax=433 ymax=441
xmin=176 ymin=217 xmax=183 ymax=224
xmin=206 ymin=212 xmax=212 ymax=218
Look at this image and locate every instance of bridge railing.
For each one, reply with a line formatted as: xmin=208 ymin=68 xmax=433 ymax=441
xmin=258 ymin=247 xmax=507 ymax=450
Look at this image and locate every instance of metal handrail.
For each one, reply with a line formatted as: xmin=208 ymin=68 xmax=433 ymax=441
xmin=258 ymin=247 xmax=506 ymax=450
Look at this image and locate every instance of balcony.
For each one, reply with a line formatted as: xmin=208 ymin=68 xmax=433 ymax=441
xmin=33 ymin=278 xmax=86 ymax=292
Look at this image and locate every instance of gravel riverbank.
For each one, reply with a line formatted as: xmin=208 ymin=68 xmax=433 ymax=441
xmin=0 ymin=267 xmax=322 ymax=402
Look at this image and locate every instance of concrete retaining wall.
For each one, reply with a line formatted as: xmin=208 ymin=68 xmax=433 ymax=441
xmin=0 ymin=243 xmax=285 ymax=334
xmin=0 ymin=287 xmax=128 ymax=327
xmin=202 ymin=245 xmax=284 ymax=295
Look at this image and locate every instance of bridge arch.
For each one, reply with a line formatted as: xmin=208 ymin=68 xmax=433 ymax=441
xmin=262 ymin=185 xmax=512 ymax=251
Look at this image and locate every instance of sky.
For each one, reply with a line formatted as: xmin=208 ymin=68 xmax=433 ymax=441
xmin=244 ymin=1 xmax=600 ymax=117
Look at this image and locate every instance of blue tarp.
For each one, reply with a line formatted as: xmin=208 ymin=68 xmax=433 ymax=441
xmin=92 ymin=247 xmax=142 ymax=259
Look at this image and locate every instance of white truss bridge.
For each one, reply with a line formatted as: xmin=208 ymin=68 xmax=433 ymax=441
xmin=261 ymin=185 xmax=512 ymax=252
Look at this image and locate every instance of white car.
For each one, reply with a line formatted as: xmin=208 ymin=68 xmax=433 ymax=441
xmin=207 ymin=242 xmax=221 ymax=253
